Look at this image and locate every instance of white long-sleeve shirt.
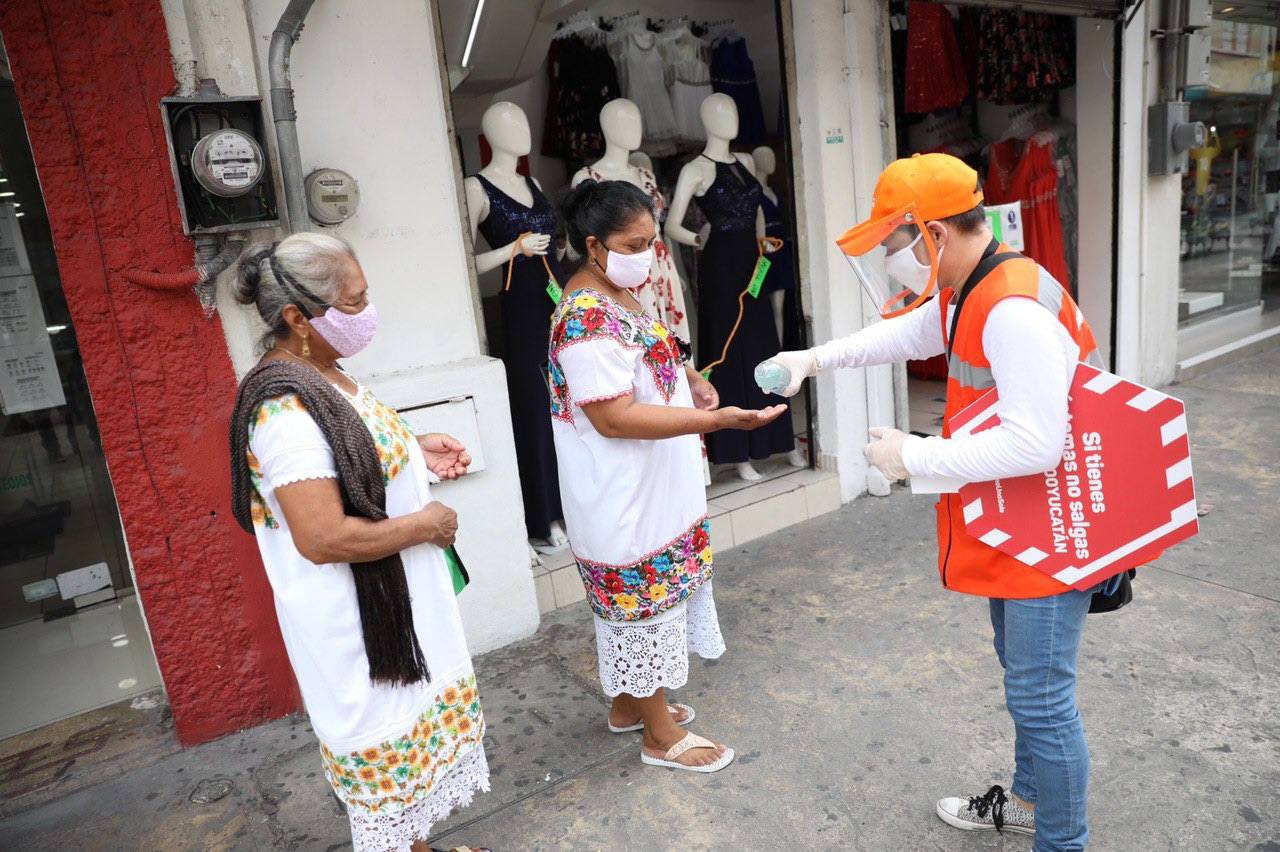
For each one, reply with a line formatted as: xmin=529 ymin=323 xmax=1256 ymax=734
xmin=813 ymin=295 xmax=1080 ymax=484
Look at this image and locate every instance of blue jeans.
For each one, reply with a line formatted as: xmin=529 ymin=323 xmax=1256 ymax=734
xmin=989 ymin=578 xmax=1112 ymax=852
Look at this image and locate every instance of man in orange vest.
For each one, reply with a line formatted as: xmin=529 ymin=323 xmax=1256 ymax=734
xmin=766 ymin=153 xmax=1118 ymax=851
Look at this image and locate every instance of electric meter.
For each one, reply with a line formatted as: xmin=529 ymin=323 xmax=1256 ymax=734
xmin=190 ymin=129 xmax=265 ymax=198
xmin=305 ymin=169 xmax=361 ymax=225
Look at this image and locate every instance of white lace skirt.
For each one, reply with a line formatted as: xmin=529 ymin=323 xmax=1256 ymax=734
xmin=592 ymin=580 xmax=725 ymax=698
xmin=346 ymin=745 xmax=490 ymax=852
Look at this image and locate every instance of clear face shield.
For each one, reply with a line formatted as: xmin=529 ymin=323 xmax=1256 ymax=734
xmin=836 ymin=206 xmax=941 ymax=319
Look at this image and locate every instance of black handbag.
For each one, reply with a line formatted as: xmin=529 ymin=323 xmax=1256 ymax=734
xmin=1088 ymin=569 xmax=1134 ymax=614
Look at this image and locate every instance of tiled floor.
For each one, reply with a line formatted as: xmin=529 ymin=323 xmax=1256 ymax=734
xmin=0 ymin=594 xmax=163 ymax=741
xmin=531 ymin=457 xmax=842 ymax=615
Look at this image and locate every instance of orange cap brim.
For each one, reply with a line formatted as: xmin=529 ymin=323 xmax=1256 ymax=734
xmin=836 ymin=204 xmax=916 ymax=258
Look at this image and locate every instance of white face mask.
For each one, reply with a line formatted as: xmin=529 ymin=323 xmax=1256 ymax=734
xmin=596 ymin=244 xmax=653 ymax=290
xmin=884 ymin=233 xmax=942 ymax=296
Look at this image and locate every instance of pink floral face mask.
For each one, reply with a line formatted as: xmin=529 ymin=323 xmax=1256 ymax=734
xmin=308 ymin=302 xmax=378 ymax=358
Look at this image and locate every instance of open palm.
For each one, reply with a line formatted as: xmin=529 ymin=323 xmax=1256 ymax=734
xmin=417 ymin=433 xmax=471 ymax=480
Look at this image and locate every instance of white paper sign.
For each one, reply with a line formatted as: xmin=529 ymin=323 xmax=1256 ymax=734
xmin=0 ymin=275 xmax=46 ymax=347
xmin=0 ymin=205 xmax=31 ymax=277
xmin=0 ymin=339 xmax=65 ymax=414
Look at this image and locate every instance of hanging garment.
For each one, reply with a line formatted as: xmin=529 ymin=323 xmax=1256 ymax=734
xmin=542 ymin=35 xmax=621 ymax=165
xmin=613 ymin=30 xmax=680 ymax=155
xmin=972 ymin=10 xmax=1074 ymax=105
xmin=710 ymin=36 xmax=767 ymax=146
xmin=984 ymin=138 xmax=1072 ymax=289
xmin=695 ymin=157 xmax=795 ymax=464
xmin=661 ymin=32 xmax=714 ymax=145
xmin=582 ymin=165 xmax=692 ymax=343
xmin=473 ymin=173 xmax=565 ymax=539
xmin=903 ymin=2 xmax=970 ymax=115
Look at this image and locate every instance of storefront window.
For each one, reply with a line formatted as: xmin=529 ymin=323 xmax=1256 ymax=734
xmin=1179 ymin=17 xmax=1280 ymax=331
xmin=0 ymin=50 xmax=160 ymax=739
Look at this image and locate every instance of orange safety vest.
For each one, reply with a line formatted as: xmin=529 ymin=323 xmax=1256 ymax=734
xmin=936 ymin=242 xmax=1102 ymax=599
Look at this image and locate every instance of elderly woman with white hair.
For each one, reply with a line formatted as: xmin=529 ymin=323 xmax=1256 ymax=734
xmin=228 ymin=233 xmax=490 ymax=852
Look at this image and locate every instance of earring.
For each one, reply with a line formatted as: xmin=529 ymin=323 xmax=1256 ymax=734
xmin=301 ymin=335 xmax=310 ymax=357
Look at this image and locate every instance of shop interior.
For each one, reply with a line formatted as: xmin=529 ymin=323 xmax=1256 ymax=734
xmin=438 ymin=1 xmax=832 ymax=575
xmin=0 ymin=46 xmax=162 ymax=742
xmin=887 ymin=2 xmax=1094 ymax=437
xmin=1176 ymin=11 xmax=1279 ymax=364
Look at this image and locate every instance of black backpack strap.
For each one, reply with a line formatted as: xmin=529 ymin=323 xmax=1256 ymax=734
xmin=947 ymin=239 xmax=1023 ymax=358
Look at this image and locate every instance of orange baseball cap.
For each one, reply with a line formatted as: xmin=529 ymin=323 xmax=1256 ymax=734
xmin=837 ymin=153 xmax=984 ymax=257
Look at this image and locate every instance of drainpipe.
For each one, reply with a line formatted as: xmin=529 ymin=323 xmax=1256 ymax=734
xmin=269 ymin=0 xmax=317 ymax=233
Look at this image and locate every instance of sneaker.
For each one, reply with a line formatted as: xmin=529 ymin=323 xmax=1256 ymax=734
xmin=936 ymin=784 xmax=1035 ymax=836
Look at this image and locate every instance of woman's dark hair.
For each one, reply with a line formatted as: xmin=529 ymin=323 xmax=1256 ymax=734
xmin=560 ymin=179 xmax=656 ymax=258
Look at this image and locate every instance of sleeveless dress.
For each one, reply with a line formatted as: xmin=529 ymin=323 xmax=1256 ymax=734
xmin=695 ymin=157 xmax=795 ymax=465
xmin=473 ymin=173 xmax=564 ymax=540
xmin=613 ymin=30 xmax=679 ymax=156
xmin=547 ymin=288 xmax=725 ymax=697
xmin=661 ymin=32 xmax=713 ymax=145
xmin=761 ymin=190 xmax=803 ymax=351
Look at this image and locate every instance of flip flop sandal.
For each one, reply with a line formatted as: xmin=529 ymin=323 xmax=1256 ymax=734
xmin=640 ymin=732 xmax=735 ymax=774
xmin=608 ymin=702 xmax=696 ymax=733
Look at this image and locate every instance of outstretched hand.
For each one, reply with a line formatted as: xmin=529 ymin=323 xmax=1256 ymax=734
xmin=715 ymin=404 xmax=789 ymax=431
xmin=418 ymin=433 xmax=472 ymax=480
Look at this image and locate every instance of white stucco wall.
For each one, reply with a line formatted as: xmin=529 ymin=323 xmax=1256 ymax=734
xmin=165 ymin=0 xmax=539 ymax=654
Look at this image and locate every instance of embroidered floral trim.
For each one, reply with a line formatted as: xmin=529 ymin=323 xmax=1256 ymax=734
xmin=577 ymin=388 xmax=635 ymax=407
xmin=320 ymin=673 xmax=485 ymax=815
xmin=575 ymin=517 xmax=713 ymax=622
xmin=547 ymin=290 xmax=683 ymax=425
xmin=247 ymin=389 xmax=415 ymax=529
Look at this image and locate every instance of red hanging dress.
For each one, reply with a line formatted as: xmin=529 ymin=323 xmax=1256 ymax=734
xmin=903 ymin=2 xmax=970 ymax=115
xmin=985 ymin=137 xmax=1071 ymax=292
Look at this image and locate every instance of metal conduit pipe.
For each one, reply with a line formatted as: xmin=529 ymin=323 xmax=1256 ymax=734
xmin=269 ymin=0 xmax=317 ymax=233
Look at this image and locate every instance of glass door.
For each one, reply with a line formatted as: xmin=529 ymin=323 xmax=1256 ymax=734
xmin=0 ymin=41 xmax=161 ymax=740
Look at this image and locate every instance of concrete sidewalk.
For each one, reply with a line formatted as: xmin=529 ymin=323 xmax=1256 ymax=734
xmin=4 ymin=348 xmax=1279 ymax=851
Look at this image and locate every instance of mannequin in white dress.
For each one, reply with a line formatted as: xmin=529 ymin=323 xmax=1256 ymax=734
xmin=666 ymin=95 xmax=803 ymax=481
xmin=751 ymin=145 xmax=788 ymax=344
xmin=464 ymin=102 xmax=570 ymax=556
xmin=570 ymin=99 xmax=692 ymax=344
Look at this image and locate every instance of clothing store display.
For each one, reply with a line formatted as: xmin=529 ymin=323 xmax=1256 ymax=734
xmin=472 ymin=173 xmax=564 ymax=539
xmin=695 ymin=156 xmax=794 ymax=464
xmin=547 ymin=289 xmax=725 ymax=698
xmin=971 ymin=10 xmax=1074 ymax=105
xmin=985 ymin=138 xmax=1072 ymax=291
xmin=613 ymin=29 xmax=680 ymax=155
xmin=582 ymin=165 xmax=691 ymax=343
xmin=710 ymin=35 xmax=767 ymax=146
xmin=542 ymin=33 xmax=621 ymax=165
xmin=761 ymin=190 xmax=802 ymax=350
xmin=903 ymin=2 xmax=969 ymax=115
xmin=662 ymin=31 xmax=714 ymax=144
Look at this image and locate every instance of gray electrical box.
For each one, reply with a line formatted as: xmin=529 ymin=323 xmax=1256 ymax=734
xmin=1150 ymin=101 xmax=1206 ymax=175
xmin=1184 ymin=0 xmax=1213 ymax=91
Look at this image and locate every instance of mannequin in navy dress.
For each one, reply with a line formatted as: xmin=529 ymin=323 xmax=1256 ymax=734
xmin=464 ymin=103 xmax=566 ymax=552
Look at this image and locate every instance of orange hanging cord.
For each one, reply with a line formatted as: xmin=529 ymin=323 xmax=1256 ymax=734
xmin=697 ymin=237 xmax=784 ymax=377
xmin=505 ymin=231 xmax=560 ymax=291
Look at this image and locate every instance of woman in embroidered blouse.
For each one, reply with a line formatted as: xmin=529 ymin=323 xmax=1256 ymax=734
xmin=229 ymin=233 xmax=490 ymax=852
xmin=549 ymin=181 xmax=788 ymax=772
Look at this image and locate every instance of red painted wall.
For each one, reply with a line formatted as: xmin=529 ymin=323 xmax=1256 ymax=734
xmin=0 ymin=1 xmax=300 ymax=745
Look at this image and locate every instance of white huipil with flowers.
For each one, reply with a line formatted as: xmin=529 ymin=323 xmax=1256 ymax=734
xmin=246 ymin=382 xmax=487 ymax=851
xmin=548 ymin=289 xmax=725 ymax=698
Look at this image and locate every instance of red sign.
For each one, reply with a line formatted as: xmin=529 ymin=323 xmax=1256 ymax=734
xmin=953 ymin=364 xmax=1199 ymax=590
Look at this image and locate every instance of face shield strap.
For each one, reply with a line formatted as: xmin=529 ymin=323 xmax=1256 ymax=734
xmin=837 ymin=206 xmax=943 ymax=319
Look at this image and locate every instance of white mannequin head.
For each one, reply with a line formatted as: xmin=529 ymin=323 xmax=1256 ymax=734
xmin=700 ymin=93 xmax=739 ymax=141
xmin=600 ymin=99 xmax=643 ymax=152
xmin=481 ymin=101 xmax=531 ymax=157
xmin=751 ymin=146 xmax=777 ymax=179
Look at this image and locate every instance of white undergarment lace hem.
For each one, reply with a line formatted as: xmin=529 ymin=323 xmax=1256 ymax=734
xmin=593 ymin=580 xmax=725 ymax=698
xmin=346 ymin=744 xmax=490 ymax=852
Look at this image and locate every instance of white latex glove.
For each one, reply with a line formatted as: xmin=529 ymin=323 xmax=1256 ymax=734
xmin=767 ymin=350 xmax=819 ymax=397
xmin=863 ymin=426 xmax=909 ymax=481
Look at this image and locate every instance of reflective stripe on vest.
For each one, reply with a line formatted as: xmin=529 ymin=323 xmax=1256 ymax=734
xmin=947 ymin=353 xmax=995 ymax=390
